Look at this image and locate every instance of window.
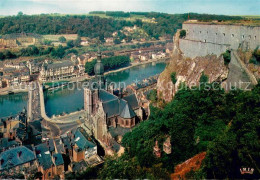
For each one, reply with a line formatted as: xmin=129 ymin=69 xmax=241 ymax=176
xmin=255 ymin=36 xmax=257 ymax=40
xmin=204 ymin=39 xmax=206 ymax=42
xmin=200 ymin=31 xmax=202 ymax=34
xmin=242 ymin=35 xmax=245 ymax=39
xmin=216 ymin=33 xmax=218 ymax=35
xmin=231 ymin=34 xmax=234 ymax=37
xmin=249 ymin=35 xmax=251 ymax=39
xmin=223 ymin=33 xmax=225 ymax=36
xmin=48 ymin=172 xmax=51 ymax=177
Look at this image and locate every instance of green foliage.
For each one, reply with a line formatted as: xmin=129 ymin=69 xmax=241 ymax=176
xmin=0 ymin=52 xmax=5 ymax=60
xmin=113 ymin=38 xmax=121 ymax=44
xmin=179 ymin=30 xmax=186 ymax=38
xmin=122 ymin=82 xmax=259 ymax=178
xmin=223 ymin=50 xmax=231 ymax=65
xmin=200 ymin=84 xmax=260 ymax=179
xmin=51 ymin=45 xmax=66 ymax=58
xmin=58 ymin=36 xmax=66 ymax=42
xmin=170 ymin=72 xmax=177 ymax=84
xmin=85 ymin=55 xmax=130 ymax=75
xmin=66 ymin=40 xmax=74 ymax=48
xmin=252 ymin=47 xmax=260 ymax=63
xmin=199 ymin=72 xmax=209 ymax=83
xmin=147 ymin=89 xmax=158 ymax=103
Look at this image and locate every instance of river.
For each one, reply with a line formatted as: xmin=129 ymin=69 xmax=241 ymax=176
xmin=0 ymin=61 xmax=166 ymax=118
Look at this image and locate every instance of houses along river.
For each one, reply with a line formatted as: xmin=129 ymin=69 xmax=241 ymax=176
xmin=0 ymin=62 xmax=166 ymax=118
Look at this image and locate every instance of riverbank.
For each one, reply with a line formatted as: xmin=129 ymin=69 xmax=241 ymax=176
xmin=0 ymin=86 xmax=29 ymax=96
xmin=43 ymin=57 xmax=170 ymax=90
xmin=0 ymin=57 xmax=169 ymax=95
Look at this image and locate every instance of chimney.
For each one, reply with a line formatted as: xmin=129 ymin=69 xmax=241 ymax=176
xmin=0 ymin=159 xmax=4 ymax=165
xmin=17 ymin=151 xmax=22 ymax=157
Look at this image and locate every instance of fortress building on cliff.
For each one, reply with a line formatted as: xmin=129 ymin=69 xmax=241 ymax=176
xmin=179 ymin=20 xmax=260 ymax=58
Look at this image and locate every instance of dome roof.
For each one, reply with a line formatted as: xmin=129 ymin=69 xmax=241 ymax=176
xmin=94 ymin=62 xmax=104 ymax=75
xmin=94 ymin=50 xmax=104 ymax=75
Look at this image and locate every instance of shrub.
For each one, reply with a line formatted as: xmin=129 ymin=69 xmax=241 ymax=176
xmin=199 ymin=72 xmax=209 ymax=83
xmin=58 ymin=36 xmax=66 ymax=43
xmin=171 ymin=72 xmax=177 ymax=84
xmin=179 ymin=30 xmax=186 ymax=38
xmin=223 ymin=50 xmax=231 ymax=65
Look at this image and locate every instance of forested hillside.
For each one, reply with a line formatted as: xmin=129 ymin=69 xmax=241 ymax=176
xmin=87 ymin=82 xmax=259 ymax=179
xmin=0 ymin=12 xmax=243 ymax=39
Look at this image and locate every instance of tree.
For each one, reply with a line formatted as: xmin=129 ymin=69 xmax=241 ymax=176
xmin=17 ymin=11 xmax=23 ymax=16
xmin=223 ymin=50 xmax=231 ymax=65
xmin=199 ymin=72 xmax=209 ymax=83
xmin=0 ymin=52 xmax=5 ymax=60
xmin=179 ymin=30 xmax=186 ymax=38
xmin=73 ymin=36 xmax=81 ymax=47
xmin=58 ymin=36 xmax=66 ymax=43
xmin=66 ymin=40 xmax=74 ymax=48
xmin=114 ymin=38 xmax=121 ymax=44
xmin=171 ymin=72 xmax=177 ymax=84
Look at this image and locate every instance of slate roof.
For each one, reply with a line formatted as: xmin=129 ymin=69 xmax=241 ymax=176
xmin=98 ymin=89 xmax=117 ymax=102
xmin=102 ymin=99 xmax=120 ymax=117
xmin=73 ymin=128 xmax=96 ymax=151
xmin=123 ymin=94 xmax=139 ymax=110
xmin=53 ymin=153 xmax=64 ymax=166
xmin=70 ymin=160 xmax=88 ymax=172
xmin=55 ymin=139 xmax=65 ymax=154
xmin=35 ymin=143 xmax=53 ymax=170
xmin=102 ymin=96 xmax=137 ymax=118
xmin=62 ymin=136 xmax=72 ymax=150
xmin=108 ymin=127 xmax=131 ymax=138
xmin=0 ymin=146 xmax=35 ymax=171
xmin=44 ymin=61 xmax=74 ymax=70
xmin=0 ymin=138 xmax=20 ymax=152
xmin=120 ymin=103 xmax=136 ymax=118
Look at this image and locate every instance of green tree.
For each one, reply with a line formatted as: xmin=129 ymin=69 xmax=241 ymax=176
xmin=199 ymin=72 xmax=209 ymax=83
xmin=0 ymin=52 xmax=5 ymax=60
xmin=171 ymin=72 xmax=177 ymax=84
xmin=58 ymin=36 xmax=66 ymax=43
xmin=179 ymin=30 xmax=186 ymax=38
xmin=223 ymin=50 xmax=231 ymax=65
xmin=66 ymin=40 xmax=74 ymax=48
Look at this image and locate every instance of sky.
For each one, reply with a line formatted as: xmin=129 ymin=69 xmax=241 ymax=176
xmin=0 ymin=0 xmax=259 ymax=16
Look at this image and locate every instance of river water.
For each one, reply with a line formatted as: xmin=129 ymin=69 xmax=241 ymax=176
xmin=0 ymin=62 xmax=166 ymax=118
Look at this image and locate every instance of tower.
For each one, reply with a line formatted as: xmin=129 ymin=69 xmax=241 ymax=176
xmin=84 ymin=88 xmax=93 ymax=115
xmin=94 ymin=49 xmax=105 ymax=89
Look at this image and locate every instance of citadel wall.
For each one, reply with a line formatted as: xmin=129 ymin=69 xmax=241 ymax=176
xmin=179 ymin=23 xmax=260 ymax=58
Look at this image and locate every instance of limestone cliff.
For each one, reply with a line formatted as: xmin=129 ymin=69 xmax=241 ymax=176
xmin=157 ymin=30 xmax=229 ymax=102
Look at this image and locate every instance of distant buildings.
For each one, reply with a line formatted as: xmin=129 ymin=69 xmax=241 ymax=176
xmin=0 ymin=33 xmax=42 ymax=48
xmin=39 ymin=60 xmax=76 ymax=82
xmin=0 ymin=62 xmax=30 ymax=87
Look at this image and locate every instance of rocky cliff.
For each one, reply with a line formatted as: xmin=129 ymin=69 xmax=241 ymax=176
xmin=157 ymin=30 xmax=229 ymax=102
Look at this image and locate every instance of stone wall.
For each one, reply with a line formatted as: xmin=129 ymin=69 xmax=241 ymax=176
xmin=179 ymin=39 xmax=229 ymax=58
xmin=179 ymin=23 xmax=260 ymax=58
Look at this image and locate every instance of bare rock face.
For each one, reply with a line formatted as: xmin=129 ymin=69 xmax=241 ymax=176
xmin=157 ymin=30 xmax=228 ymax=102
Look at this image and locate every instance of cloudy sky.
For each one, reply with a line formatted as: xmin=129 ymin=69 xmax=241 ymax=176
xmin=0 ymin=0 xmax=259 ymax=16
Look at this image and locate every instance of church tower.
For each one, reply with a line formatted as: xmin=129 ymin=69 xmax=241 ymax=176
xmin=84 ymin=49 xmax=105 ymax=115
xmin=94 ymin=49 xmax=105 ymax=89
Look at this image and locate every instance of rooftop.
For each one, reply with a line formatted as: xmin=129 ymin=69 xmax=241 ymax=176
xmin=0 ymin=146 xmax=35 ymax=171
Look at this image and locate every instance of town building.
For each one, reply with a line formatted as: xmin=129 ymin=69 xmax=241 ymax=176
xmin=39 ymin=60 xmax=76 ymax=82
xmin=71 ymin=127 xmax=97 ymax=162
xmin=0 ymin=146 xmax=36 ymax=174
xmin=0 ymin=33 xmax=42 ymax=48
